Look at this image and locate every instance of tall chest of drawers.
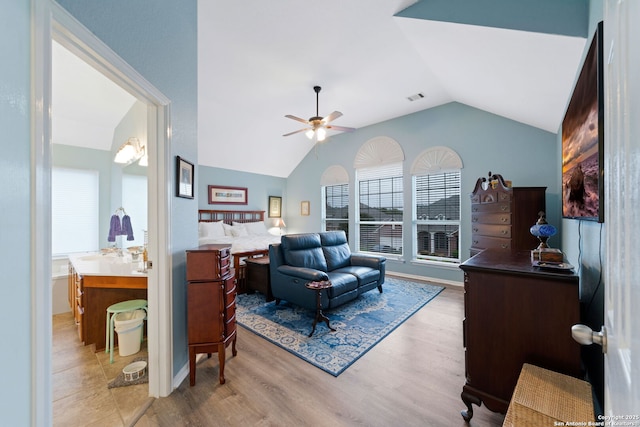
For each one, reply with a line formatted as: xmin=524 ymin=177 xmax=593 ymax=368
xmin=469 ymin=174 xmax=546 ymax=256
xmin=186 ymin=244 xmax=237 ymax=386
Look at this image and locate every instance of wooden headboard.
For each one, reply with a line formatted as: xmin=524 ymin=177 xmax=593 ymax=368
xmin=198 ymin=209 xmax=265 ymax=225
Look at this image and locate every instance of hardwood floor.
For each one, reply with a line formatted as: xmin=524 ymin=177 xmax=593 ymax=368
xmin=52 ymin=312 xmax=152 ymax=426
xmin=136 ymin=283 xmax=506 ymax=427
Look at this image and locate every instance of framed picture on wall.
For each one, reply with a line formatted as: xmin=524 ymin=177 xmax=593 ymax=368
xmin=208 ymin=185 xmax=248 ymax=205
xmin=176 ymin=156 xmax=194 ymax=199
xmin=268 ymin=196 xmax=282 ymax=218
xmin=301 ymin=200 xmax=310 ymax=216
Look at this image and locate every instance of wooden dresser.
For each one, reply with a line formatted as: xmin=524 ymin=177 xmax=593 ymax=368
xmin=186 ymin=244 xmax=237 ymax=386
xmin=459 ymin=249 xmax=581 ymax=422
xmin=470 ymin=174 xmax=545 ymax=256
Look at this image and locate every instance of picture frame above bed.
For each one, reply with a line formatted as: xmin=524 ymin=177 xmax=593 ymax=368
xmin=268 ymin=196 xmax=282 ymax=218
xmin=208 ymin=185 xmax=248 ymax=205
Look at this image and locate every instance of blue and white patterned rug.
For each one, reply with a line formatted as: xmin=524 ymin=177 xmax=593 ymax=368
xmin=236 ymin=277 xmax=444 ymax=376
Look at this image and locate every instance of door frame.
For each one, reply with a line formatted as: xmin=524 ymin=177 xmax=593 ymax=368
xmin=32 ymin=0 xmax=173 ymax=422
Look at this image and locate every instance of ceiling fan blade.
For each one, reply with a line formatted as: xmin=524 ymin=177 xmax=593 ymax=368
xmin=322 ymin=111 xmax=343 ymax=123
xmin=283 ymin=128 xmax=310 ymax=137
xmin=326 ymin=125 xmax=356 ymax=133
xmin=285 ymin=114 xmax=309 ymax=124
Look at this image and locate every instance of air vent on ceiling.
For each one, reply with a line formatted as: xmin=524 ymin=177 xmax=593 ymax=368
xmin=407 ymin=92 xmax=425 ymax=102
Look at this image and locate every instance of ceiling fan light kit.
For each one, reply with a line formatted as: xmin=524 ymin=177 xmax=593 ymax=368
xmin=284 ymin=85 xmax=355 ymax=142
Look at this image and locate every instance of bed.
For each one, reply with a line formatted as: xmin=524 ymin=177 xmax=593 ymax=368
xmin=198 ymin=209 xmax=281 ymax=293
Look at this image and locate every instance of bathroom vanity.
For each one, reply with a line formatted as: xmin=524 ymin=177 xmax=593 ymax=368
xmin=68 ymin=252 xmax=147 ymax=351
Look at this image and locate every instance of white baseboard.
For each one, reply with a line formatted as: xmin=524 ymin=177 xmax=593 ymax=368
xmin=386 ymin=271 xmax=464 ymax=288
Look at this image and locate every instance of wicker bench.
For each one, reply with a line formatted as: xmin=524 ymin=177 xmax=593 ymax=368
xmin=503 ymin=364 xmax=594 ymax=427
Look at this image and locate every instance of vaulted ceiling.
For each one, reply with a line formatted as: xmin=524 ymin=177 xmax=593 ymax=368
xmin=53 ymin=0 xmax=589 ymax=179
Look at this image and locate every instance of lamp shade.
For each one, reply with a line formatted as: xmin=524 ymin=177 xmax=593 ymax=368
xmin=273 ymin=218 xmax=286 ymax=228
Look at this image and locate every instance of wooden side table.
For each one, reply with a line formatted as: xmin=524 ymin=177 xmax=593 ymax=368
xmin=305 ymin=280 xmax=336 ymax=337
xmin=245 ymin=256 xmax=273 ymax=302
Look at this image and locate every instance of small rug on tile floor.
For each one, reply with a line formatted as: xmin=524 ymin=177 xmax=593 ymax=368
xmin=236 ymin=277 xmax=444 ymax=376
xmin=107 ymin=357 xmax=149 ymax=389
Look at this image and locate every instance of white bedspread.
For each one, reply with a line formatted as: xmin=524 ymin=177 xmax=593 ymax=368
xmin=198 ymin=234 xmax=281 ymax=254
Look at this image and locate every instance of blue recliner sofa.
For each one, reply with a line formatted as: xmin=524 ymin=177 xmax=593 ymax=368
xmin=269 ymin=231 xmax=386 ymax=310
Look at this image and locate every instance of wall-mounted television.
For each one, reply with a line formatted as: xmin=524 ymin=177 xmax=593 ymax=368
xmin=562 ymin=21 xmax=604 ymax=223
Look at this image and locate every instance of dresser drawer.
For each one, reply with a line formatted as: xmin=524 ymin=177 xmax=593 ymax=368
xmin=220 ymin=251 xmax=231 ymax=276
xmin=472 ymin=223 xmax=511 ymax=238
xmin=471 ymin=212 xmax=511 ymax=225
xmin=224 ymin=301 xmax=236 ymax=321
xmin=471 ymin=202 xmax=511 ymax=214
xmin=471 ymin=235 xmax=511 ymax=251
xmin=474 ymin=189 xmax=510 ymax=204
xmin=225 ymin=314 xmax=236 ymax=336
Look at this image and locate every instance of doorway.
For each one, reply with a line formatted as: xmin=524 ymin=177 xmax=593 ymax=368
xmin=33 ymin=1 xmax=173 ymax=424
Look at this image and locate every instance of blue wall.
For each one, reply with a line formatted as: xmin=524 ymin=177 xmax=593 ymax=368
xmin=0 ymin=2 xmax=32 ymax=425
xmin=56 ymin=0 xmax=198 ymax=379
xmin=285 ymin=102 xmax=559 ymax=283
xmin=198 ymin=166 xmax=287 ymax=221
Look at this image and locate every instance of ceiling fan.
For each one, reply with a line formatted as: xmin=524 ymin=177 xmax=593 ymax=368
xmin=283 ymin=86 xmax=355 ymax=142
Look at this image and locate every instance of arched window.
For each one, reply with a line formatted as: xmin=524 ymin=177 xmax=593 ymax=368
xmin=411 ymin=146 xmax=463 ymax=263
xmin=321 ymin=165 xmax=350 ymax=236
xmin=354 ymin=137 xmax=404 ymax=255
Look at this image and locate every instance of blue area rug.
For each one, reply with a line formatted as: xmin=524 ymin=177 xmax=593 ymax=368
xmin=236 ymin=277 xmax=444 ymax=376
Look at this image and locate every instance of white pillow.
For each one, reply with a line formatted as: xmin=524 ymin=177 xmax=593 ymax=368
xmin=236 ymin=221 xmax=269 ymax=236
xmin=222 ymin=222 xmax=234 ymax=236
xmin=199 ymin=221 xmax=225 ymax=238
xmin=230 ymin=225 xmax=249 ymax=237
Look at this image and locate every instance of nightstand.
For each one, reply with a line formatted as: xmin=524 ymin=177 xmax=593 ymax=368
xmin=245 ymin=257 xmax=273 ymax=302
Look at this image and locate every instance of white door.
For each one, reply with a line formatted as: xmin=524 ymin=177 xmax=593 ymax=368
xmin=603 ymin=0 xmax=640 ymax=414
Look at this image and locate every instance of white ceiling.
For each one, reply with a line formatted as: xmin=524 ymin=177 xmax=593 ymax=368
xmin=52 ymin=1 xmax=586 ymax=178
xmin=52 ymin=41 xmax=137 ymax=151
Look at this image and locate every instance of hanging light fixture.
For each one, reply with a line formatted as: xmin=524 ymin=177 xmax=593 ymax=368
xmin=138 ymin=144 xmax=148 ymax=166
xmin=114 ymin=137 xmax=145 ymax=166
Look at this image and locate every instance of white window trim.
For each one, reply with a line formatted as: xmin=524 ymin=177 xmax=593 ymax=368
xmin=411 ymin=147 xmax=463 ymax=265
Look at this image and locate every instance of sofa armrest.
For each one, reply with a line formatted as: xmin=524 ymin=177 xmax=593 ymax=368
xmin=351 ymin=254 xmax=385 ymax=269
xmin=277 ymin=265 xmax=329 ymax=282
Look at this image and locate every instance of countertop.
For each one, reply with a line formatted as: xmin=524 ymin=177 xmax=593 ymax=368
xmin=68 ymin=251 xmax=148 ymax=278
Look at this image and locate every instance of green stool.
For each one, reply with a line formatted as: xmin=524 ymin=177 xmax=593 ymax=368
xmin=105 ymin=299 xmax=147 ymax=364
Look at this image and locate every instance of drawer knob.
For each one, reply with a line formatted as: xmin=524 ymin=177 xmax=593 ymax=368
xmin=472 ymin=207 xmax=478 ymax=212
xmin=473 ymin=228 xmax=478 ymax=233
xmin=501 ymin=217 xmax=507 ymax=223
xmin=501 ymin=205 xmax=508 ymax=211
xmin=473 ymin=240 xmax=479 ymax=245
xmin=472 ymin=217 xmax=478 ymax=222
xmin=501 ymin=244 xmax=508 ymax=248
xmin=501 ymin=230 xmax=507 ymax=235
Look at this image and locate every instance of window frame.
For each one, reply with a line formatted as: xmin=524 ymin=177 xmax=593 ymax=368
xmin=321 ymin=183 xmax=350 ymax=236
xmin=355 ymin=162 xmax=404 ymax=257
xmin=52 ymin=166 xmax=100 ymax=256
xmin=412 ymin=170 xmax=462 ymax=265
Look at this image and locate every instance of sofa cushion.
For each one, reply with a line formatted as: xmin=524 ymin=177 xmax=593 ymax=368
xmin=320 ymin=231 xmax=351 ymax=271
xmin=334 ymin=265 xmax=380 ymax=286
xmin=281 ymin=233 xmax=328 ymax=272
xmin=325 ymin=271 xmax=358 ymax=298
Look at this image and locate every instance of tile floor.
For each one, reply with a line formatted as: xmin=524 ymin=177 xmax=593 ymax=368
xmin=52 ymin=312 xmax=152 ymax=426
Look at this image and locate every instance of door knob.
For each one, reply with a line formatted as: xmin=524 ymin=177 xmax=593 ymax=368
xmin=571 ymin=324 xmax=607 ymax=353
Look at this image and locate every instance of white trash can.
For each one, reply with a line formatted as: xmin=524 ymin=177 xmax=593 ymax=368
xmin=114 ymin=309 xmax=146 ymax=356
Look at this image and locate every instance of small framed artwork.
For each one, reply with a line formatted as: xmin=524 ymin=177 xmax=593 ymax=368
xmin=176 ymin=156 xmax=194 ymax=199
xmin=301 ymin=200 xmax=310 ymax=216
xmin=208 ymin=185 xmax=248 ymax=205
xmin=268 ymin=196 xmax=282 ymax=218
